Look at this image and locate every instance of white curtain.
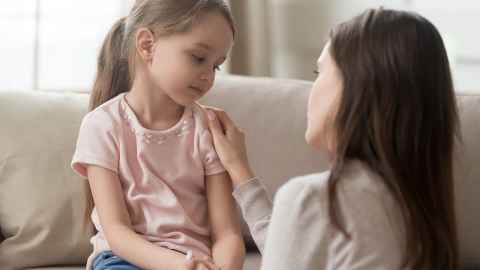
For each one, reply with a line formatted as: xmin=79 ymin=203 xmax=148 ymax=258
xmin=229 ymin=0 xmax=406 ymax=80
xmin=228 ymin=0 xmax=272 ymax=77
xmin=2 ymin=0 xmax=478 ymax=92
xmin=229 ymin=0 xmax=480 ymax=93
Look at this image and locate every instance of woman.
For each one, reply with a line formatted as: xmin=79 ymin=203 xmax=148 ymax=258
xmin=206 ymin=8 xmax=459 ymax=270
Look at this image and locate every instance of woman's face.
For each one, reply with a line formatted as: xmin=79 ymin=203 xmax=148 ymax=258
xmin=305 ymin=42 xmax=343 ymax=152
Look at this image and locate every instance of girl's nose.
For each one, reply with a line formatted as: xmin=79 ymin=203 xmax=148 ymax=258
xmin=200 ymin=70 xmax=214 ymax=83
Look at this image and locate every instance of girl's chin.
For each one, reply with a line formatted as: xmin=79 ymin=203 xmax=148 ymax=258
xmin=171 ymin=96 xmax=198 ymax=107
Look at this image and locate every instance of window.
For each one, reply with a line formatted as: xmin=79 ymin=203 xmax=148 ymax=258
xmin=0 ymin=0 xmax=134 ymax=91
xmin=410 ymin=0 xmax=480 ymax=93
xmin=1 ymin=1 xmax=478 ymax=92
xmin=0 ymin=0 xmax=36 ymax=90
xmin=38 ymin=0 xmax=135 ymax=91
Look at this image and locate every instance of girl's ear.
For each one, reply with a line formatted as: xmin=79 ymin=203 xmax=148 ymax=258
xmin=136 ymin=27 xmax=155 ymax=61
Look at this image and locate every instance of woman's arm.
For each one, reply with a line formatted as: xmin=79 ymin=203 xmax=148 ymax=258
xmin=206 ymin=172 xmax=245 ymax=270
xmin=232 ymin=178 xmax=272 ymax=254
xmin=260 ymin=179 xmax=330 ymax=270
xmin=87 ymin=165 xmax=212 ymax=270
xmin=204 ymin=108 xmax=332 ymax=269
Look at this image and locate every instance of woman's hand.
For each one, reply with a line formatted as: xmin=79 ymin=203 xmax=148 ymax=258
xmin=205 ymin=107 xmax=255 ymax=186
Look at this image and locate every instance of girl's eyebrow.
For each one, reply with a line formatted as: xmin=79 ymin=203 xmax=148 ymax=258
xmin=194 ymin=42 xmax=212 ymax=51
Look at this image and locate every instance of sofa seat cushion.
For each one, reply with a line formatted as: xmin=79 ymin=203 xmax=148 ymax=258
xmin=25 ymin=252 xmax=262 ymax=270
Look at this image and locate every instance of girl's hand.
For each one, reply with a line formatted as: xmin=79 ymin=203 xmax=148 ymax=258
xmin=205 ymin=107 xmax=255 ymax=187
xmin=181 ymin=256 xmax=220 ymax=270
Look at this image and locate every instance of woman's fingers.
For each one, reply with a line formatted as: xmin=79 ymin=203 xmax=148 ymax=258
xmin=206 ymin=110 xmax=226 ymax=139
xmin=203 ymin=106 xmax=237 ymax=131
xmin=204 ymin=107 xmax=254 ymax=185
xmin=201 ymin=104 xmax=222 ymax=112
xmin=214 ymin=110 xmax=237 ymax=132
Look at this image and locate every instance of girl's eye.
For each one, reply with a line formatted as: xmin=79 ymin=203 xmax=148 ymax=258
xmin=192 ymin=55 xmax=205 ymax=63
xmin=313 ymin=70 xmax=319 ymax=75
xmin=191 ymin=54 xmax=221 ymax=71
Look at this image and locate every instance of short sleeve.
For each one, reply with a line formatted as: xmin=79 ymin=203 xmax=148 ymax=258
xmin=199 ymin=129 xmax=225 ymax=176
xmin=71 ymin=112 xmax=119 ymax=178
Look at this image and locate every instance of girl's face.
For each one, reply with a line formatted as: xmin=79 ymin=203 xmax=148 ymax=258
xmin=305 ymin=42 xmax=343 ymax=152
xmin=139 ymin=12 xmax=234 ymax=106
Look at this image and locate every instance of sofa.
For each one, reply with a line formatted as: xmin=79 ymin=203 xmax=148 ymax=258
xmin=0 ymin=75 xmax=479 ymax=270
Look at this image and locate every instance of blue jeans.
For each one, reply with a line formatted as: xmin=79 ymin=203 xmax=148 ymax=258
xmin=92 ymin=251 xmax=142 ymax=270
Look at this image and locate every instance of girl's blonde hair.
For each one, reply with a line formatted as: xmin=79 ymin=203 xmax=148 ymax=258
xmin=89 ymin=0 xmax=235 ymax=111
xmin=84 ymin=0 xmax=235 ymax=225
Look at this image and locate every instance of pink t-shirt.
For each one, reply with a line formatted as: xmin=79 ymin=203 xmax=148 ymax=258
xmin=71 ymin=93 xmax=225 ymax=269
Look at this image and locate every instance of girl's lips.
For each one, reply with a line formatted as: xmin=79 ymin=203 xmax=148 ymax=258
xmin=190 ymin=86 xmax=205 ymax=94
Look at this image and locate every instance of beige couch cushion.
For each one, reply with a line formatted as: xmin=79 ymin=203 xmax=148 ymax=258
xmin=455 ymin=94 xmax=480 ymax=267
xmin=201 ymin=76 xmax=331 ymax=246
xmin=201 ymin=76 xmax=330 ymax=194
xmin=202 ymin=77 xmax=480 ymax=268
xmin=0 ymin=91 xmax=94 ymax=270
xmin=0 ymin=76 xmax=478 ymax=270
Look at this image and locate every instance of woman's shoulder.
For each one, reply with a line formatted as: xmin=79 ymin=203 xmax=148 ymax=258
xmin=339 ymin=160 xmax=392 ymax=199
xmin=272 ymin=161 xmax=406 ymax=268
xmin=276 ymin=161 xmax=392 ymax=208
xmin=274 ymin=172 xmax=331 ymax=207
xmin=280 ymin=172 xmax=330 ymax=194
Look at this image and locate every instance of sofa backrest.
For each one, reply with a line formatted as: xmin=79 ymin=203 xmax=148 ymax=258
xmin=202 ymin=75 xmax=480 ymax=268
xmin=454 ymin=95 xmax=480 ymax=267
xmin=0 ymin=75 xmax=478 ymax=268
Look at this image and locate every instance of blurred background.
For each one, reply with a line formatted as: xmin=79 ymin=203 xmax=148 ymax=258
xmin=1 ymin=0 xmax=479 ymax=93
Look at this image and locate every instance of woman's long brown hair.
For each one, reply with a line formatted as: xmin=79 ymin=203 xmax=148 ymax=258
xmin=326 ymin=8 xmax=459 ymax=269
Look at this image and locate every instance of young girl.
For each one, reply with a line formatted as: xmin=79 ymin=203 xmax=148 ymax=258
xmin=71 ymin=1 xmax=244 ymax=270
xmin=207 ymin=8 xmax=459 ymax=270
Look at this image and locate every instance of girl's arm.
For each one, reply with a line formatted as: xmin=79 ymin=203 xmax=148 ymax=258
xmin=206 ymin=172 xmax=246 ymax=270
xmin=87 ymin=165 xmax=191 ymax=270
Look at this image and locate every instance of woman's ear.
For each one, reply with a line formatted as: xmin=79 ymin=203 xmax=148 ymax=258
xmin=136 ymin=28 xmax=155 ymax=62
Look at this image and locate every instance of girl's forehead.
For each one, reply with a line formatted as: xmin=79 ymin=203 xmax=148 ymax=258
xmin=190 ymin=12 xmax=233 ymax=36
xmin=181 ymin=15 xmax=233 ymax=51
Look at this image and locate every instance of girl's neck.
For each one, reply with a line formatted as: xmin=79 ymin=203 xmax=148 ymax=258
xmin=126 ymin=78 xmax=184 ymax=131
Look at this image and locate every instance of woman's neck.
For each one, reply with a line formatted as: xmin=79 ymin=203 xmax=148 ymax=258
xmin=126 ymin=78 xmax=184 ymax=130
